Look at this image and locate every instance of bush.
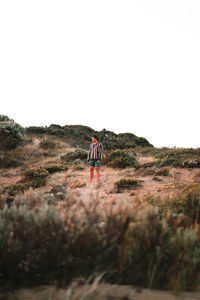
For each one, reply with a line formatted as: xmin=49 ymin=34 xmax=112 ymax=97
xmin=22 ymin=167 xmax=49 ymax=188
xmin=72 ymin=159 xmax=85 ymax=170
xmin=70 ymin=181 xmax=86 ymax=189
xmin=1 ymin=183 xmax=30 ymax=197
xmin=154 ymin=167 xmax=170 ymax=176
xmin=181 ymin=159 xmax=200 ymax=168
xmin=24 ymin=167 xmax=49 ymax=179
xmin=114 ymin=177 xmax=139 ymax=192
xmin=157 ymin=158 xmax=177 ymax=168
xmin=0 ymin=117 xmax=25 ymax=150
xmin=0 ymin=150 xmax=24 ymax=168
xmin=44 ymin=164 xmax=68 ymax=174
xmin=147 ymin=184 xmax=200 ymax=225
xmin=61 ymin=148 xmax=88 ymax=163
xmin=39 ymin=140 xmax=56 ymax=150
xmin=103 ymin=149 xmax=137 ymax=168
xmin=154 ymin=148 xmax=200 ymax=169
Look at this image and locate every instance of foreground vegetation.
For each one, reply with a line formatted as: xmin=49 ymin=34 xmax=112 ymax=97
xmin=1 ymin=184 xmax=200 ymax=293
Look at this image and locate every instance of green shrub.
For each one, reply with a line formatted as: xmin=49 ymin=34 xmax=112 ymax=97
xmin=61 ymin=148 xmax=88 ymax=162
xmin=0 ymin=150 xmax=23 ymax=168
xmin=157 ymin=158 xmax=176 ymax=168
xmin=181 ymin=159 xmax=200 ymax=168
xmin=39 ymin=140 xmax=56 ymax=150
xmin=114 ymin=177 xmax=139 ymax=192
xmin=0 ymin=116 xmax=25 ymax=150
xmin=103 ymin=149 xmax=137 ymax=168
xmin=25 ymin=167 xmax=49 ymax=179
xmin=44 ymin=164 xmax=68 ymax=174
xmin=154 ymin=148 xmax=200 ymax=169
xmin=22 ymin=167 xmax=49 ymax=188
xmin=1 ymin=183 xmax=30 ymax=197
xmin=72 ymin=159 xmax=85 ymax=170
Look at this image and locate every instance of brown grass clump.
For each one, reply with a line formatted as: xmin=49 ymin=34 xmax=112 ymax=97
xmin=70 ymin=180 xmax=86 ymax=189
xmin=154 ymin=167 xmax=170 ymax=176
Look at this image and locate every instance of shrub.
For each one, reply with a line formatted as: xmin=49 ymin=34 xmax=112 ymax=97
xmin=70 ymin=181 xmax=86 ymax=189
xmin=44 ymin=164 xmax=68 ymax=174
xmin=181 ymin=159 xmax=200 ymax=168
xmin=154 ymin=148 xmax=200 ymax=169
xmin=0 ymin=150 xmax=23 ymax=168
xmin=146 ymin=184 xmax=200 ymax=225
xmin=1 ymin=183 xmax=30 ymax=197
xmin=61 ymin=148 xmax=88 ymax=162
xmin=136 ymin=167 xmax=154 ymax=176
xmin=103 ymin=149 xmax=137 ymax=168
xmin=23 ymin=167 xmax=49 ymax=188
xmin=39 ymin=140 xmax=56 ymax=150
xmin=72 ymin=159 xmax=85 ymax=170
xmin=0 ymin=116 xmax=25 ymax=150
xmin=24 ymin=167 xmax=49 ymax=180
xmin=154 ymin=167 xmax=170 ymax=176
xmin=157 ymin=158 xmax=177 ymax=168
xmin=114 ymin=177 xmax=139 ymax=192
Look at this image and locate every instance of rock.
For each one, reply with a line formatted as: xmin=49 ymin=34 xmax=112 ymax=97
xmin=55 ymin=192 xmax=65 ymax=200
xmin=44 ymin=193 xmax=57 ymax=205
xmin=45 ymin=185 xmax=67 ymax=204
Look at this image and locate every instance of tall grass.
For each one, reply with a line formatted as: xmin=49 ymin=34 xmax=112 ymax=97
xmin=1 ymin=185 xmax=200 ymax=292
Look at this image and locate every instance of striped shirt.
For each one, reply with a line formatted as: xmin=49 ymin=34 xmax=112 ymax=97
xmin=87 ymin=142 xmax=103 ymax=161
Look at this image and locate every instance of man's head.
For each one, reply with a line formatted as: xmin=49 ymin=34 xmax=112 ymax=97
xmin=92 ymin=134 xmax=98 ymax=143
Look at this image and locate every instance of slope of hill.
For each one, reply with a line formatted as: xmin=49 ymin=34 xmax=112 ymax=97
xmin=1 ymin=116 xmax=200 ymax=297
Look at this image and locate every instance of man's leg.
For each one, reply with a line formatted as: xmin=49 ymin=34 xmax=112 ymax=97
xmin=95 ymin=166 xmax=100 ymax=184
xmin=89 ymin=166 xmax=94 ymax=182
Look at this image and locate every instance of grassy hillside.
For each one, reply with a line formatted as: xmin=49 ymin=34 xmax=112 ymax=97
xmin=1 ymin=116 xmax=200 ymax=296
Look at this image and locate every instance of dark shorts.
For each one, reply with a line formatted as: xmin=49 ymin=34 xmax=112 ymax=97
xmin=89 ymin=159 xmax=101 ymax=167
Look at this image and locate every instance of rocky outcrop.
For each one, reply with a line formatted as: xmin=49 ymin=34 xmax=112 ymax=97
xmin=44 ymin=185 xmax=67 ymax=204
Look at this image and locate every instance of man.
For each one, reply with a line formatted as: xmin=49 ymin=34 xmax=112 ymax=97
xmin=87 ymin=134 xmax=103 ymax=187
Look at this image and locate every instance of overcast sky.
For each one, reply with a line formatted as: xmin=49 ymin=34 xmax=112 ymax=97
xmin=0 ymin=0 xmax=200 ymax=148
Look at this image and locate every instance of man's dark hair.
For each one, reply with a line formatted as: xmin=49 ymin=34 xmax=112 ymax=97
xmin=92 ymin=134 xmax=98 ymax=140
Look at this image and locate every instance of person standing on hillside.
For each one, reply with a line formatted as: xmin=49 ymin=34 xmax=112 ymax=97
xmin=87 ymin=135 xmax=103 ymax=187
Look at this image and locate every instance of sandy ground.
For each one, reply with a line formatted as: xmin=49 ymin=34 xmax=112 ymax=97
xmin=59 ymin=165 xmax=200 ymax=206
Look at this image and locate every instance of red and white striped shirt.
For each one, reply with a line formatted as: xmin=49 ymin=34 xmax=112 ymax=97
xmin=87 ymin=142 xmax=103 ymax=161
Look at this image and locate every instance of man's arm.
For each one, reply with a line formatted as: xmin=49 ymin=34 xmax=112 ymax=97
xmin=97 ymin=143 xmax=103 ymax=161
xmin=87 ymin=145 xmax=91 ymax=162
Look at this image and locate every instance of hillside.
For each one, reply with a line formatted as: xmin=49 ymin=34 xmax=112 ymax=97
xmin=1 ymin=116 xmax=200 ymax=298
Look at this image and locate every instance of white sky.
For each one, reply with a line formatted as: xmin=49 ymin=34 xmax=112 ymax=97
xmin=0 ymin=0 xmax=200 ymax=148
